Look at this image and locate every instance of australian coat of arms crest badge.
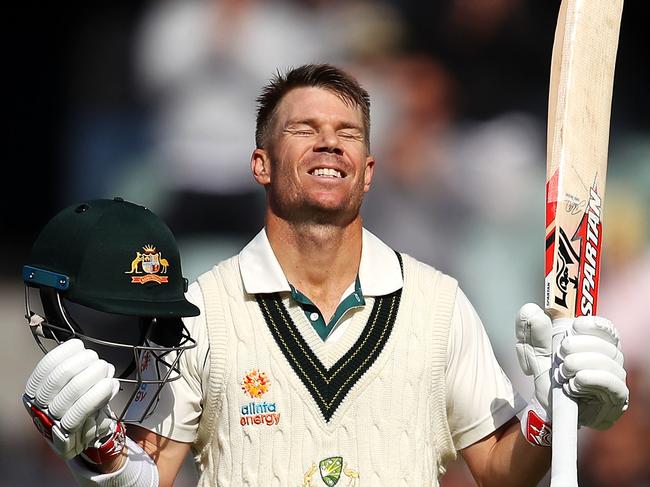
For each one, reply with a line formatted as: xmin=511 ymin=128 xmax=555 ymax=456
xmin=125 ymin=244 xmax=169 ymax=284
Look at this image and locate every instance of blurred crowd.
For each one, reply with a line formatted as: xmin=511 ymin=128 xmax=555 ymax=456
xmin=2 ymin=1 xmax=649 ymax=486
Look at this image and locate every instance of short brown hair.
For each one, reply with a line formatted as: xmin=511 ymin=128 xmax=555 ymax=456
xmin=255 ymin=64 xmax=371 ymax=150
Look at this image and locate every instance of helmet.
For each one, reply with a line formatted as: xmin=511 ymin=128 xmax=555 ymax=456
xmin=23 ymin=197 xmax=199 ymax=422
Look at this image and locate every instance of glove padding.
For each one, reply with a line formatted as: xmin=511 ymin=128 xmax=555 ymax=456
xmin=557 ymin=315 xmax=628 ymax=429
xmin=516 ymin=303 xmax=553 ymax=413
xmin=23 ymin=338 xmax=122 ymax=461
xmin=516 ymin=303 xmax=629 ymax=430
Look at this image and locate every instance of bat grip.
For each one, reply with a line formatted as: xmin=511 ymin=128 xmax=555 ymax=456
xmin=550 ymin=318 xmax=579 ymax=487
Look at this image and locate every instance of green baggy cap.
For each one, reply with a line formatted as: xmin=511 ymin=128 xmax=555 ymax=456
xmin=23 ymin=197 xmax=200 ymax=318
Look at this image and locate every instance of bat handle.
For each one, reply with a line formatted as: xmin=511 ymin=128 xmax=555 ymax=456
xmin=550 ymin=318 xmax=579 ymax=487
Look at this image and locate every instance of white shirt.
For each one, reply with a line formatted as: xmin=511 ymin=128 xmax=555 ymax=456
xmin=132 ymin=228 xmax=525 ymax=450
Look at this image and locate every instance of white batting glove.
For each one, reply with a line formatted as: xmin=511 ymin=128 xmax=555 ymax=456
xmin=515 ymin=303 xmax=630 ymax=446
xmin=515 ymin=303 xmax=553 ymax=446
xmin=556 ymin=314 xmax=629 ymax=429
xmin=22 ymin=338 xmax=126 ymax=464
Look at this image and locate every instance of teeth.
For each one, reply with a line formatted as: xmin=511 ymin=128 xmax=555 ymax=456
xmin=312 ymin=168 xmax=342 ymax=178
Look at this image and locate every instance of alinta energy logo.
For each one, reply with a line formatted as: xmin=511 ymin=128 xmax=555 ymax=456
xmin=240 ymin=369 xmax=281 ymax=427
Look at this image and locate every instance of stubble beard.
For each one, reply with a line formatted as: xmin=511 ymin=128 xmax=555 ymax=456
xmin=268 ymin=173 xmax=365 ymax=229
xmin=264 ymin=140 xmax=369 ymax=229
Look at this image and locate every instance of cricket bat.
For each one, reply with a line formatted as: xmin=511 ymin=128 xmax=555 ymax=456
xmin=544 ymin=0 xmax=624 ymax=485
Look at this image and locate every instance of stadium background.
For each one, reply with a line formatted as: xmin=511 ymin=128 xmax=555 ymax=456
xmin=2 ymin=1 xmax=649 ymax=485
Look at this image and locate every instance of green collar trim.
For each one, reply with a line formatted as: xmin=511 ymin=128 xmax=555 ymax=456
xmin=289 ymin=276 xmax=365 ymax=341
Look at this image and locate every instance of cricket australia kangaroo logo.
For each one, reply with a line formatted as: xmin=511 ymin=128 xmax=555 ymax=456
xmin=303 ymin=457 xmax=359 ymax=487
xmin=125 ymin=244 xmax=169 ymax=284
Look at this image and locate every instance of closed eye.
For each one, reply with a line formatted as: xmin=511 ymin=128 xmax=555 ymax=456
xmin=284 ymin=128 xmax=315 ymax=136
xmin=338 ymin=131 xmax=363 ymax=141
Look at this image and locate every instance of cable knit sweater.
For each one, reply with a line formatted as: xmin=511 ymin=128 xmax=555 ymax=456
xmin=192 ymin=253 xmax=458 ymax=486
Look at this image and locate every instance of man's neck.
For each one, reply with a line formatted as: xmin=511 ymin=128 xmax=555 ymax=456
xmin=265 ymin=214 xmax=362 ymax=321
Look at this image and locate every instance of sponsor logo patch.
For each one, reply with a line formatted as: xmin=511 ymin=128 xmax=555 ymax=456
xmin=241 ymin=369 xmax=270 ymax=398
xmin=239 ymin=369 xmax=281 ymax=427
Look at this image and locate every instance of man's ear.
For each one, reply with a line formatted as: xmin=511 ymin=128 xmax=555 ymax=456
xmin=363 ymin=155 xmax=375 ymax=193
xmin=251 ymin=148 xmax=271 ymax=185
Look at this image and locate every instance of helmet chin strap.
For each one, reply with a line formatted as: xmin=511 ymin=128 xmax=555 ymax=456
xmin=25 ymin=285 xmax=71 ymax=353
xmin=27 ymin=313 xmax=50 ymax=353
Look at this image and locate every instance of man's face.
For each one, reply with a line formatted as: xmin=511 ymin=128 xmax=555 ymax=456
xmin=252 ymin=87 xmax=374 ymax=225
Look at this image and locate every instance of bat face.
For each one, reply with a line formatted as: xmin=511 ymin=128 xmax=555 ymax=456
xmin=544 ymin=0 xmax=624 ymax=320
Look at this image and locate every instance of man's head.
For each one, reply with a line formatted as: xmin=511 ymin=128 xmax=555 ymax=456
xmin=252 ymin=64 xmax=375 ymax=227
xmin=255 ymin=64 xmax=371 ymax=151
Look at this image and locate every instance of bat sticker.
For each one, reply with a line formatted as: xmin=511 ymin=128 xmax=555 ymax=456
xmin=574 ymin=185 xmax=603 ymax=316
xmin=551 ymin=184 xmax=603 ymax=316
xmin=554 ymin=227 xmax=580 ymax=309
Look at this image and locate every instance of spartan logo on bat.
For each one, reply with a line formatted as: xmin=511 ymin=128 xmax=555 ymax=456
xmin=553 ymin=184 xmax=603 ymax=314
xmin=575 ymin=186 xmax=603 ymax=316
xmin=554 ymin=227 xmax=580 ymax=309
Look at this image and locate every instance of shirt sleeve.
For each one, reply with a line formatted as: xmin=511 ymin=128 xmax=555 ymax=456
xmin=445 ymin=288 xmax=527 ymax=450
xmin=127 ymin=282 xmax=210 ymax=443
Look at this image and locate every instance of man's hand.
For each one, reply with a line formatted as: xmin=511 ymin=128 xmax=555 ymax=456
xmin=22 ymin=338 xmax=126 ymax=465
xmin=556 ymin=314 xmax=629 ymax=429
xmin=515 ymin=303 xmax=629 ymax=445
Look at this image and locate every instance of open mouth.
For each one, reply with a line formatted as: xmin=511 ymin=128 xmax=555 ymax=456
xmin=309 ymin=167 xmax=345 ymax=178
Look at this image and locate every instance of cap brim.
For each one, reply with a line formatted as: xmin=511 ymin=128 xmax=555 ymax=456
xmin=70 ymin=295 xmax=200 ymax=318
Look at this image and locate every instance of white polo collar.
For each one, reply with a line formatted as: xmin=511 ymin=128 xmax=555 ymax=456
xmin=239 ymin=227 xmax=403 ymax=296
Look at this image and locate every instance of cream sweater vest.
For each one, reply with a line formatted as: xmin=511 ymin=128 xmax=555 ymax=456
xmin=192 ymin=253 xmax=457 ymax=486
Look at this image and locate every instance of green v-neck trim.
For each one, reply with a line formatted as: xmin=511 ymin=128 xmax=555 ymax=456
xmin=255 ymin=252 xmax=404 ymax=422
